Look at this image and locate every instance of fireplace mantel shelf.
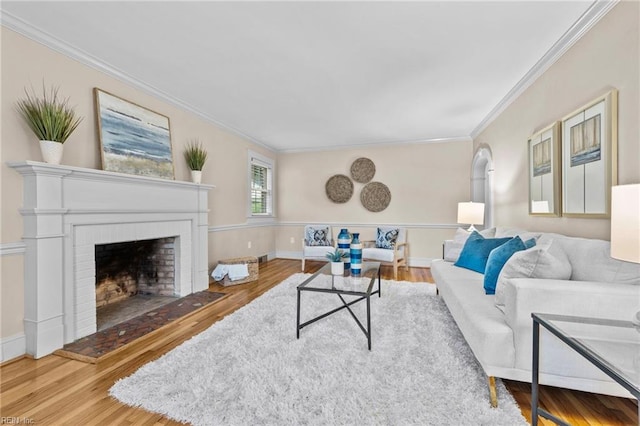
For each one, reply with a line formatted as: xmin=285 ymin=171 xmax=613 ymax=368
xmin=8 ymin=161 xmax=215 ymax=190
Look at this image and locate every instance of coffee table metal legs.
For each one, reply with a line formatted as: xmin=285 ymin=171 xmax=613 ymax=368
xmin=296 ymin=288 xmax=301 ymax=339
xmin=297 ymin=290 xmax=379 ymax=350
xmin=296 ymin=268 xmax=382 ymax=350
xmin=531 ymin=316 xmax=571 ymax=426
xmin=366 ymin=295 xmax=371 ymax=350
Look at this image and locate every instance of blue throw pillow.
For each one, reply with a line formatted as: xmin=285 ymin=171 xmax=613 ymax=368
xmin=483 ymin=236 xmax=532 ymax=294
xmin=524 ymin=238 xmax=537 ymax=249
xmin=376 ymin=227 xmax=399 ymax=249
xmin=306 ymin=227 xmax=331 ymax=246
xmin=454 ymin=232 xmax=512 ymax=274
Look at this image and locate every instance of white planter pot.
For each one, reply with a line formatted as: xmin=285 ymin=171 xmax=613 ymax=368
xmin=331 ymin=261 xmax=344 ymax=276
xmin=39 ymin=140 xmax=64 ymax=165
xmin=190 ymin=170 xmax=202 ymax=184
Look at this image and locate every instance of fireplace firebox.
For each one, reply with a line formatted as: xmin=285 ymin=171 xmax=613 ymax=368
xmin=95 ymin=237 xmax=176 ymax=307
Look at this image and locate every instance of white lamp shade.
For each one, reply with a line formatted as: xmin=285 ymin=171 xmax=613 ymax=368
xmin=611 ymin=184 xmax=640 ymax=263
xmin=457 ymin=202 xmax=485 ymax=226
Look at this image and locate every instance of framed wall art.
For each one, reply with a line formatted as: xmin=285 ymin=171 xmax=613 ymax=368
xmin=528 ymin=121 xmax=561 ymax=216
xmin=561 ymin=89 xmax=617 ymax=217
xmin=94 ymin=88 xmax=175 ymax=179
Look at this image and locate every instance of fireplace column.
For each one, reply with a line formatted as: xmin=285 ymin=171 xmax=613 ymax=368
xmin=11 ymin=163 xmax=70 ymax=358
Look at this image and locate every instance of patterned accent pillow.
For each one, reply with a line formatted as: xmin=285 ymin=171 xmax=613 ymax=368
xmin=376 ymin=227 xmax=399 ymax=249
xmin=306 ymin=227 xmax=331 ymax=246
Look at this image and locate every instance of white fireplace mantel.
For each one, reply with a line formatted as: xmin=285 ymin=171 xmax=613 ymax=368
xmin=8 ymin=161 xmax=214 ymax=358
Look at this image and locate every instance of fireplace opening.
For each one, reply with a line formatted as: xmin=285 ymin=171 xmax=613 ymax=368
xmin=95 ymin=237 xmax=178 ymax=331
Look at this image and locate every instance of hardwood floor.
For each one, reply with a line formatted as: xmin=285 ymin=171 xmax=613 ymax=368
xmin=0 ymin=259 xmax=636 ymax=425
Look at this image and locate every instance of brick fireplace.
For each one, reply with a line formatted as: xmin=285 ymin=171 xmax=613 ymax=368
xmin=95 ymin=237 xmax=177 ymax=307
xmin=9 ymin=161 xmax=213 ymax=358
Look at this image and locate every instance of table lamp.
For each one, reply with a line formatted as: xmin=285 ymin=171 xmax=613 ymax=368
xmin=610 ymin=184 xmax=640 ymax=326
xmin=610 ymin=184 xmax=640 ymax=263
xmin=457 ymin=201 xmax=484 ymax=232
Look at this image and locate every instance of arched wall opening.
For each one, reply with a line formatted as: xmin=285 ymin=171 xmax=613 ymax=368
xmin=471 ymin=145 xmax=495 ymax=229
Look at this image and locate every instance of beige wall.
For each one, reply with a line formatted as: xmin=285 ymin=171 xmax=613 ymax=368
xmin=3 ymin=1 xmax=635 ymax=346
xmin=276 ymin=140 xmax=473 ymax=262
xmin=474 ymin=1 xmax=639 ymax=239
xmin=0 ymin=28 xmax=276 ymax=340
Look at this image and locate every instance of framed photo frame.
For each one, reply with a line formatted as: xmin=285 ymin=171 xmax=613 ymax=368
xmin=94 ymin=88 xmax=175 ymax=179
xmin=528 ymin=122 xmax=561 ymax=216
xmin=561 ymin=90 xmax=617 ymax=218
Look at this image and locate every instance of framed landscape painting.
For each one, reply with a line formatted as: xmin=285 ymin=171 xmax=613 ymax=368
xmin=94 ymin=89 xmax=175 ymax=179
xmin=561 ymin=90 xmax=617 ymax=218
xmin=528 ymin=122 xmax=561 ymax=216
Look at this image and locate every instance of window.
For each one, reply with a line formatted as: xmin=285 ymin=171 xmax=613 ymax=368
xmin=248 ymin=151 xmax=274 ymax=217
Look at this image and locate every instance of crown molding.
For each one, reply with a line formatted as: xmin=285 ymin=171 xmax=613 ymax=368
xmin=278 ymin=136 xmax=472 ymax=154
xmin=470 ymin=0 xmax=619 ymax=139
xmin=0 ymin=12 xmax=276 ymax=154
xmin=3 ymin=1 xmax=615 ymax=152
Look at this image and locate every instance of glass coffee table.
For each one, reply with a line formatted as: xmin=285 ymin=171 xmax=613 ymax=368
xmin=296 ymin=261 xmax=381 ymax=350
xmin=531 ymin=313 xmax=640 ymax=426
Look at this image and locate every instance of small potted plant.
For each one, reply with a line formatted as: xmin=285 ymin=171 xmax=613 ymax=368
xmin=326 ymin=248 xmax=348 ymax=275
xmin=16 ymin=84 xmax=83 ymax=165
xmin=183 ymin=139 xmax=208 ymax=184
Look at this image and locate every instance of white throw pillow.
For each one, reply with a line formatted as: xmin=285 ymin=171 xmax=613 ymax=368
xmin=494 ymin=240 xmax=572 ymax=309
xmin=443 ymin=227 xmax=496 ymax=262
xmin=549 ymin=235 xmax=640 ymax=284
xmin=495 ymin=227 xmax=541 ymax=243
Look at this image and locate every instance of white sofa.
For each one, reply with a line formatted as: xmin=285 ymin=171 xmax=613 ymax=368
xmin=431 ymin=228 xmax=640 ymax=406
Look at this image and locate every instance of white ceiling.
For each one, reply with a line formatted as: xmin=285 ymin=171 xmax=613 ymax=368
xmin=2 ymin=1 xmax=607 ymax=152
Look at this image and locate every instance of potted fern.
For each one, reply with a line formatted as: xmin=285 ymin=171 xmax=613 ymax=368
xmin=16 ymin=84 xmax=83 ymax=165
xmin=183 ymin=139 xmax=208 ymax=184
xmin=326 ymin=248 xmax=348 ymax=275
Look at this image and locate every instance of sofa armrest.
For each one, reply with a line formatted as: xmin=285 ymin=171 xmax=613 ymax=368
xmin=503 ymin=278 xmax=640 ymax=327
xmin=503 ymin=278 xmax=640 ymax=371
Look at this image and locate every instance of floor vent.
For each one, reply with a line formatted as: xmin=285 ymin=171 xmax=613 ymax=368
xmin=258 ymin=255 xmax=268 ymax=264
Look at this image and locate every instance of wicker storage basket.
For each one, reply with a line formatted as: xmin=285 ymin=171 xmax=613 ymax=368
xmin=217 ymin=256 xmax=259 ymax=286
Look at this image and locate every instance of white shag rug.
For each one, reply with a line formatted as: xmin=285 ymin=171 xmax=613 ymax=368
xmin=110 ymin=273 xmax=528 ymax=425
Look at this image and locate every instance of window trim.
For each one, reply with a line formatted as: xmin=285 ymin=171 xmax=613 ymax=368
xmin=247 ymin=150 xmax=275 ymax=219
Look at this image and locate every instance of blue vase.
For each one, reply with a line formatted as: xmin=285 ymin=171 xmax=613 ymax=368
xmin=350 ymin=232 xmax=362 ymax=275
xmin=337 ymin=228 xmax=351 ymax=269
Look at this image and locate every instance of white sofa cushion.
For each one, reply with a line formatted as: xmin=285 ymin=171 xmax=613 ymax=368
xmin=304 ymin=245 xmax=335 ymax=257
xmin=494 ymin=240 xmax=571 ymax=309
xmin=362 ymin=247 xmax=395 ymax=262
xmin=431 ymin=260 xmax=515 ymax=371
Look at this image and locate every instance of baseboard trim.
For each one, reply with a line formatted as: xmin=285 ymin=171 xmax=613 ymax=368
xmin=1 ymin=333 xmax=26 ymax=363
xmin=275 ymin=251 xmax=302 ymax=260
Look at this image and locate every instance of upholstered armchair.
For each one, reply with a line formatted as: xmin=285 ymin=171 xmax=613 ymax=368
xmin=362 ymin=227 xmax=409 ymax=280
xmin=301 ymin=225 xmax=335 ymax=271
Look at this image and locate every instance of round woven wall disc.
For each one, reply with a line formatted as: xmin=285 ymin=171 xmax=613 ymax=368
xmin=360 ymin=182 xmax=391 ymax=212
xmin=350 ymin=158 xmax=376 ymax=183
xmin=326 ymin=174 xmax=354 ymax=203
